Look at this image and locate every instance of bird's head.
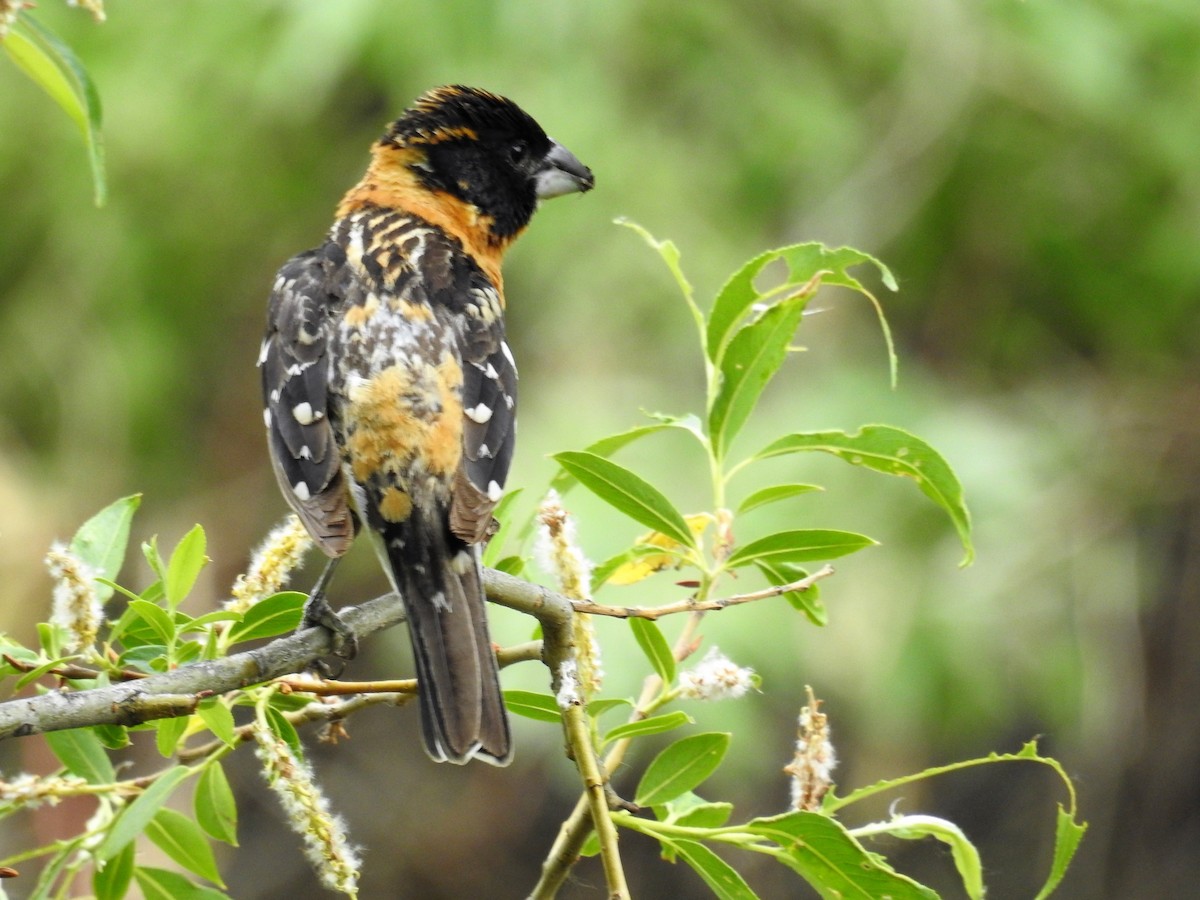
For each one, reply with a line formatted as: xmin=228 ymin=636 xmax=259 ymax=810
xmin=373 ymin=85 xmax=594 ymax=242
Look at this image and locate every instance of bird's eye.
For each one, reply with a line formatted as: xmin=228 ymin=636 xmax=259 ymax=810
xmin=508 ymin=140 xmax=529 ymax=163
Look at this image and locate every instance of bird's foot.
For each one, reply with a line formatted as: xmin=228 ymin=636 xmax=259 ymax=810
xmin=301 ymin=590 xmax=359 ymax=662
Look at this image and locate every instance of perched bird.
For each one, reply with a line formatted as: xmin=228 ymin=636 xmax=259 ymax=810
xmin=259 ymin=86 xmax=594 ymax=765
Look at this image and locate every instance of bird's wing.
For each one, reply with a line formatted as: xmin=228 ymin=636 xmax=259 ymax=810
xmin=259 ymin=245 xmax=355 ymax=555
xmin=453 ymin=324 xmax=518 ymax=544
xmin=413 ymin=239 xmax=517 ymax=545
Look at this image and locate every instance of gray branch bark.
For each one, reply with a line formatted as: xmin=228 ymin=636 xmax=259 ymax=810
xmin=0 ymin=569 xmax=573 ymax=741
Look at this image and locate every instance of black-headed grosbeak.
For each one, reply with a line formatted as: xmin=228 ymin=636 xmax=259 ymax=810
xmin=259 ymin=86 xmax=593 ymax=765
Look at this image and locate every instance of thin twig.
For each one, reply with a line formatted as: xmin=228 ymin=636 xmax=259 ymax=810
xmin=2 ymin=654 xmax=147 ymax=683
xmin=271 ymin=641 xmax=543 ymax=697
xmin=570 ymin=566 xmax=836 ymax=620
xmin=562 ymin=698 xmax=630 ymax=899
xmin=277 ymin=677 xmax=419 ymax=696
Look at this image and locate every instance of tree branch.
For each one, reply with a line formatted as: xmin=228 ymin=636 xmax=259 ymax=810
xmin=0 ymin=572 xmax=574 ymax=742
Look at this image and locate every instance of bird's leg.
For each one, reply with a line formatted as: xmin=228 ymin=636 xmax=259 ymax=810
xmin=301 ymin=556 xmax=359 ymax=661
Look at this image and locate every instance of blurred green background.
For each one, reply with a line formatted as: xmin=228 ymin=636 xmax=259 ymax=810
xmin=2 ymin=1 xmax=1198 ymax=897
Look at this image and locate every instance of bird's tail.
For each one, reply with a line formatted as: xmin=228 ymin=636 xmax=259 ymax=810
xmin=381 ymin=514 xmax=511 ymax=766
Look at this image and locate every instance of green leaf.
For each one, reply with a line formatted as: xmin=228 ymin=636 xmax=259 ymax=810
xmin=672 ymin=839 xmax=760 ymax=900
xmin=166 ymin=525 xmax=207 ymax=609
xmin=553 ymin=451 xmax=695 ymax=549
xmin=4 ymin=14 xmax=106 ymax=205
xmin=93 ymin=841 xmax=135 ymax=900
xmin=591 ymin=544 xmax=678 ymax=591
xmin=135 ymin=867 xmax=229 ymax=900
xmin=29 ymin=845 xmax=73 ymax=900
xmin=183 ymin=610 xmax=241 ymax=631
xmin=493 ymin=555 xmax=526 ymax=576
xmin=197 ymin=699 xmax=236 ymax=746
xmin=604 ymin=710 xmax=693 ymax=744
xmin=142 ymin=536 xmax=168 ymax=585
xmin=654 ymin=791 xmax=735 ymax=829
xmin=502 ymin=689 xmax=562 ymax=723
xmin=579 ymin=831 xmax=602 ymax=858
xmin=883 ymin=815 xmax=984 ymax=900
xmin=636 ymin=732 xmax=730 ymax=807
xmin=737 ymin=483 xmax=823 ymax=514
xmin=726 ymin=530 xmax=876 ymax=569
xmin=263 ymin=705 xmax=302 ymax=756
xmin=754 ymin=561 xmax=826 ymax=626
xmin=175 ymin=639 xmax=204 ymax=665
xmin=709 ymin=293 xmax=810 ymax=459
xmin=586 ymin=697 xmax=634 ymax=718
xmin=628 ymin=617 xmax=677 ymax=684
xmin=45 ymin=726 xmax=115 ymax=784
xmin=127 ymin=599 xmax=177 ymax=647
xmin=747 ymin=811 xmax=939 ymax=900
xmin=68 ymin=494 xmax=140 ymax=604
xmin=706 ymin=243 xmax=897 ymax=371
xmin=226 ymin=591 xmax=306 ymax=644
xmin=96 ymin=765 xmax=191 ymax=861
xmin=93 ymin=723 xmax=131 ymax=750
xmin=147 ymin=807 xmax=225 ymax=887
xmin=155 ymin=714 xmax=189 ymax=758
xmin=755 ymin=426 xmax=974 ymax=564
xmin=706 ymin=247 xmax=782 ymax=364
xmin=547 ymin=423 xmax=677 ymax=497
xmin=14 ymin=654 xmax=79 ymax=690
xmin=195 ymin=762 xmax=239 ymax=846
xmin=616 ymin=219 xmax=702 ymax=327
xmin=673 ymin=800 xmax=734 ymax=830
xmin=1034 ymin=805 xmax=1087 ymax=900
xmin=117 ymin=643 xmax=169 ymax=673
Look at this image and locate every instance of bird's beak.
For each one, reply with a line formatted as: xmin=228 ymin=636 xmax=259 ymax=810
xmin=535 ymin=140 xmax=595 ymax=199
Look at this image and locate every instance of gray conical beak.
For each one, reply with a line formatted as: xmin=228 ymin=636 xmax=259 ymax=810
xmin=535 ymin=140 xmax=595 ymax=199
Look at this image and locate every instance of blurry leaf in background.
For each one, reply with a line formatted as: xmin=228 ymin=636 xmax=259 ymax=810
xmin=3 ymin=12 xmax=105 ymax=204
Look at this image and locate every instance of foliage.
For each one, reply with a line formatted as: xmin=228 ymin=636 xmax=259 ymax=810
xmin=0 ymin=231 xmax=1083 ymax=899
xmin=1 ymin=4 xmax=105 ymax=204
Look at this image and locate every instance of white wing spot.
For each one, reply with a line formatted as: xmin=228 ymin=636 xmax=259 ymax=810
xmin=292 ymin=481 xmax=311 ymax=501
xmin=298 ymin=445 xmax=313 ymax=460
xmin=292 ymin=402 xmax=316 ymax=425
xmin=487 ymin=480 xmax=504 ymax=502
xmin=504 ymin=393 xmax=515 ymax=410
xmin=465 ymin=403 xmax=493 ymax=424
xmin=262 ymin=408 xmax=272 ymax=428
xmin=500 ymin=340 xmax=517 ymax=372
xmin=484 ymin=362 xmax=499 ymax=379
xmin=256 ymin=340 xmax=270 ymax=366
xmin=478 ymin=443 xmax=492 ymax=459
xmin=430 ymin=591 xmax=451 ymax=611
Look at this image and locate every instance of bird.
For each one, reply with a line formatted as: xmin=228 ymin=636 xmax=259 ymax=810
xmin=258 ymin=85 xmax=594 ymax=765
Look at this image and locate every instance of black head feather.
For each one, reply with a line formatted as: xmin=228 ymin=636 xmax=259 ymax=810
xmin=382 ymin=86 xmax=591 ymax=239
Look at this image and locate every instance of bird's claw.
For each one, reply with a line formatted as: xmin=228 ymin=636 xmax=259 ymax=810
xmin=301 ymin=591 xmax=359 ymax=661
